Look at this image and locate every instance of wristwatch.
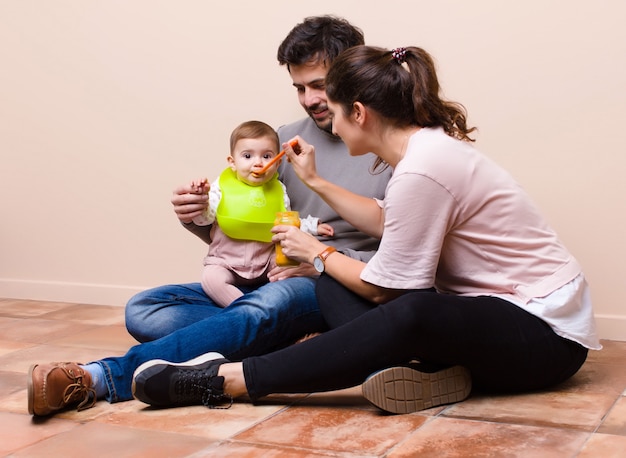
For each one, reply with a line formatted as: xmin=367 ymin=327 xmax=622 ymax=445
xmin=313 ymin=246 xmax=337 ymax=273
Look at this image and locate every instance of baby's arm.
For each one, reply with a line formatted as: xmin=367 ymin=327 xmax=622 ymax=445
xmin=316 ymin=221 xmax=334 ymax=237
xmin=299 ymin=215 xmax=334 ymax=237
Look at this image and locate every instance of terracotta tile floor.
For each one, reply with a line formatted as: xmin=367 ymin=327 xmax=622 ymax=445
xmin=1 ymin=298 xmax=625 ymax=457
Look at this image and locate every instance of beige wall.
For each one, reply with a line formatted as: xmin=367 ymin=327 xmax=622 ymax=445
xmin=1 ymin=1 xmax=624 ymax=339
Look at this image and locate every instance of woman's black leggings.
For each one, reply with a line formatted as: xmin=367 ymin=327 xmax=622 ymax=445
xmin=243 ymin=275 xmax=587 ymax=400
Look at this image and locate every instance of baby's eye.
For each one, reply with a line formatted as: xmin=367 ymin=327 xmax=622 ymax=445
xmin=243 ymin=153 xmax=252 ymax=159
xmin=263 ymin=154 xmax=273 ymax=160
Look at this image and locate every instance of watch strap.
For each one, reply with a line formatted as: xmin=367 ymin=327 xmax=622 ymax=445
xmin=318 ymin=246 xmax=337 ymax=262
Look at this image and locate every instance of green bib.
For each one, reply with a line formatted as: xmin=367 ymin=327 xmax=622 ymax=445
xmin=216 ymin=168 xmax=286 ymax=243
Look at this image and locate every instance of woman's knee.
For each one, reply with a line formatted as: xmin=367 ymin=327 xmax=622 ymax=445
xmin=378 ymin=292 xmax=435 ymax=327
xmin=316 ymin=274 xmax=375 ymax=328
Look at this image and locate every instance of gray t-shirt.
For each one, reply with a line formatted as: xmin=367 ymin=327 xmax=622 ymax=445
xmin=277 ymin=117 xmax=391 ymax=261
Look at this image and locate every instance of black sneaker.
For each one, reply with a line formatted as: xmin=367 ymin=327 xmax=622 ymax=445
xmin=362 ymin=363 xmax=471 ymax=414
xmin=132 ymin=352 xmax=233 ymax=409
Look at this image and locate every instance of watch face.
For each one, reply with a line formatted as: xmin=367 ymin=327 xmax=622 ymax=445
xmin=313 ymin=256 xmax=324 ymax=273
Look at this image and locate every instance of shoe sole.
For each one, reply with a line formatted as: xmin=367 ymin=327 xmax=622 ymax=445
xmin=131 ymin=352 xmax=225 ymax=400
xmin=27 ymin=364 xmax=37 ymax=415
xmin=362 ymin=365 xmax=471 ymax=414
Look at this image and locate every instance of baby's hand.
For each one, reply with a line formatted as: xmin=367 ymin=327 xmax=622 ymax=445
xmin=316 ymin=222 xmax=334 ymax=237
xmin=190 ymin=178 xmax=209 ymax=194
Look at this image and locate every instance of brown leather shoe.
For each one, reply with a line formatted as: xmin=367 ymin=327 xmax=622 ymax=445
xmin=28 ymin=362 xmax=96 ymax=416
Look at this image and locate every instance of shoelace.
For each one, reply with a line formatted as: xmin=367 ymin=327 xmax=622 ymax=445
xmin=61 ymin=366 xmax=96 ymax=411
xmin=174 ymin=369 xmax=233 ymax=409
xmin=201 ymin=390 xmax=233 ymax=410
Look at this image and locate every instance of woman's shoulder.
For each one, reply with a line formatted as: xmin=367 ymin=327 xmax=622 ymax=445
xmin=402 ymin=128 xmax=474 ymax=170
xmin=413 ymin=127 xmax=470 ymax=151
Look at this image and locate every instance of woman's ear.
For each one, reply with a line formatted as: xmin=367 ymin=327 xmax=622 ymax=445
xmin=352 ymin=101 xmax=367 ymax=126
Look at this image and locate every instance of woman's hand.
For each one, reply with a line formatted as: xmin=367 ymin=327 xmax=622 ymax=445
xmin=271 ymin=224 xmax=327 ymax=266
xmin=283 ymin=136 xmax=321 ymax=187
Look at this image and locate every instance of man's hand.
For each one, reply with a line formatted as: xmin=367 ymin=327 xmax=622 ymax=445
xmin=171 ymin=179 xmax=209 ymax=224
xmin=267 ymin=263 xmax=318 ymax=282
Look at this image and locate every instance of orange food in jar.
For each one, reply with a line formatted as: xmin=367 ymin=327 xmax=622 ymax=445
xmin=274 ymin=211 xmax=300 ymax=266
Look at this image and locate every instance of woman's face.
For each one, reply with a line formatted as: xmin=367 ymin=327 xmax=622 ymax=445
xmin=328 ymin=99 xmax=367 ymax=156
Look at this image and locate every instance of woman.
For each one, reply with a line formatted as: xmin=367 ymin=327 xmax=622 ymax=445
xmin=69 ymin=45 xmax=607 ymax=415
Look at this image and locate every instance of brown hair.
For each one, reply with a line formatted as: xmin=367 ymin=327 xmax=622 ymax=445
xmin=229 ymin=121 xmax=279 ymax=154
xmin=326 ymin=46 xmax=477 ymax=143
xmin=277 ymin=15 xmax=364 ymax=70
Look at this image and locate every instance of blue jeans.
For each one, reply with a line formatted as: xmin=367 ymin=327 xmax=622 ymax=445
xmin=97 ymin=278 xmax=324 ymax=402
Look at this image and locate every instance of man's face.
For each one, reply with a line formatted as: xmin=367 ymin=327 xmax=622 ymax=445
xmin=288 ymin=61 xmax=332 ymax=133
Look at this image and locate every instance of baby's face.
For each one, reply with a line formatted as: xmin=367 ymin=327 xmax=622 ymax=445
xmin=228 ymin=137 xmax=280 ymax=186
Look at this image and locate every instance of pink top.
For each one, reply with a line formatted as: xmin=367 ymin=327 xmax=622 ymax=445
xmin=204 ymin=225 xmax=275 ymax=279
xmin=197 ymin=174 xmax=322 ymax=280
xmin=361 ymin=127 xmax=600 ymax=349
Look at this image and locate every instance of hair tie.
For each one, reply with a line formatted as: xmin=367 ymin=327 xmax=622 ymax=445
xmin=391 ymin=47 xmax=407 ymax=64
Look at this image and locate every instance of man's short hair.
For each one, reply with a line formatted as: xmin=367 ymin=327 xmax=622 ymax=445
xmin=277 ymin=15 xmax=364 ymax=70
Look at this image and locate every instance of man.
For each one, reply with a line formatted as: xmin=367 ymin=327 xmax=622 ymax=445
xmin=28 ymin=15 xmax=391 ymax=416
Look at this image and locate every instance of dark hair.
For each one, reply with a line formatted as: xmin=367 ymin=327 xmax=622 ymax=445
xmin=277 ymin=15 xmax=364 ymax=70
xmin=230 ymin=121 xmax=279 ymax=154
xmin=326 ymin=45 xmax=477 ymax=143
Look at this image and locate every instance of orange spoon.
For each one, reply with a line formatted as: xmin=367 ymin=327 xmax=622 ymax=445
xmin=251 ymin=140 xmax=298 ymax=178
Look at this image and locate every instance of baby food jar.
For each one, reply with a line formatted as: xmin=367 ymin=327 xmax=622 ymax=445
xmin=274 ymin=211 xmax=300 ymax=266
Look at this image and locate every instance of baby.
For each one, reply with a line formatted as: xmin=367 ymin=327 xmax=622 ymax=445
xmin=191 ymin=120 xmax=333 ymax=307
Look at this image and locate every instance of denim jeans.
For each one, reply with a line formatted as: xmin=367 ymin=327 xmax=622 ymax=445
xmin=125 ymin=282 xmax=251 ymax=343
xmin=97 ymin=277 xmax=324 ymax=402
